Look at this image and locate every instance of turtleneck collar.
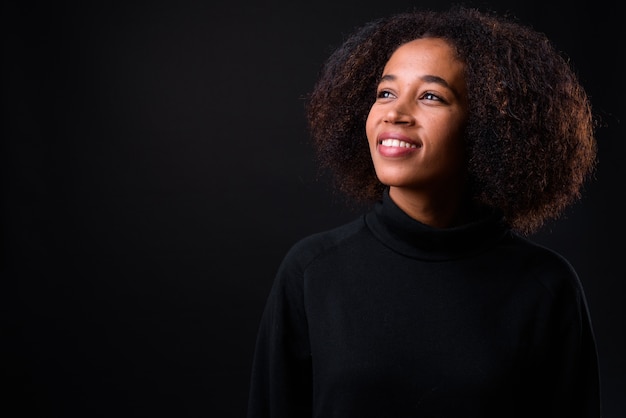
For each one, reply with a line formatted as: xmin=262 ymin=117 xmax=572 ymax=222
xmin=365 ymin=189 xmax=509 ymax=261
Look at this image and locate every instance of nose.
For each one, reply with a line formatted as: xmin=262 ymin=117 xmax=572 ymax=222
xmin=383 ymin=99 xmax=415 ymax=125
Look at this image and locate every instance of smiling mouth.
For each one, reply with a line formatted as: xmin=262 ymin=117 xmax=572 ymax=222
xmin=379 ymin=138 xmax=419 ymax=148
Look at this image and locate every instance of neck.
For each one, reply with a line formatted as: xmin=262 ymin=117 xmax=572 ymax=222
xmin=388 ymin=186 xmax=474 ymax=229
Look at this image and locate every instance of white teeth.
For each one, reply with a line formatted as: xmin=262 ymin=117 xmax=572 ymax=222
xmin=380 ymin=139 xmax=417 ymax=148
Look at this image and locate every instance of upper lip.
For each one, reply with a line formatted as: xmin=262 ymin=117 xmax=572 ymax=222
xmin=377 ymin=132 xmax=421 ymax=146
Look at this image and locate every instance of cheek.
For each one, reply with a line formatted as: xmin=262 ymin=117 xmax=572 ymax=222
xmin=441 ymin=131 xmax=468 ymax=170
xmin=365 ymin=109 xmax=378 ymax=144
xmin=432 ymin=112 xmax=466 ymax=145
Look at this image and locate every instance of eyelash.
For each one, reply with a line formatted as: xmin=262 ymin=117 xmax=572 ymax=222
xmin=421 ymin=92 xmax=441 ymax=101
xmin=376 ymin=89 xmax=443 ymax=102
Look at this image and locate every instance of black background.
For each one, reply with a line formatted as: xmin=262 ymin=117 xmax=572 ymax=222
xmin=3 ymin=0 xmax=624 ymax=417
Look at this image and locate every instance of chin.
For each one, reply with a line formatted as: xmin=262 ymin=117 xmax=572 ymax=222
xmin=375 ymin=170 xmax=417 ymax=187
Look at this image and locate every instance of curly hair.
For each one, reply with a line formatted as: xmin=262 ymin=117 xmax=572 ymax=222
xmin=305 ymin=6 xmax=597 ymax=235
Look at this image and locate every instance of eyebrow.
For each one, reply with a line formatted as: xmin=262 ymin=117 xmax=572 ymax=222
xmin=379 ymin=74 xmax=451 ymax=89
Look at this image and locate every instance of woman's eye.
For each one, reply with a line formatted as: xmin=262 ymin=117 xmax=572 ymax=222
xmin=377 ymin=90 xmax=394 ymax=99
xmin=421 ymin=92 xmax=442 ymax=101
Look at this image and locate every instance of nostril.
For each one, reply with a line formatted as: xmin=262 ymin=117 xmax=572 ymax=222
xmin=385 ymin=107 xmax=413 ymax=125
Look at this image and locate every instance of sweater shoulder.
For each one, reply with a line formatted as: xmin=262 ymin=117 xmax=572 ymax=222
xmin=277 ymin=216 xmax=367 ymax=275
xmin=505 ymin=232 xmax=585 ymax=297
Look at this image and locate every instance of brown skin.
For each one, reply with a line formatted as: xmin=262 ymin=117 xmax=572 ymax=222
xmin=306 ymin=6 xmax=597 ymax=236
xmin=366 ymin=38 xmax=469 ymax=228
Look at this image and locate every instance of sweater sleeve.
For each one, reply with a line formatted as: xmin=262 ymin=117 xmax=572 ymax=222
xmin=522 ymin=268 xmax=601 ymax=418
xmin=549 ymin=280 xmax=600 ymax=417
xmin=246 ymin=250 xmax=313 ymax=418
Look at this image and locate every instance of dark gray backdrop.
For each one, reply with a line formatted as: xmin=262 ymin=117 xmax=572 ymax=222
xmin=3 ymin=0 xmax=624 ymax=417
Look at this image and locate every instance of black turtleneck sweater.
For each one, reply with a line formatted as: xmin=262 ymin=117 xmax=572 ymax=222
xmin=247 ymin=190 xmax=600 ymax=417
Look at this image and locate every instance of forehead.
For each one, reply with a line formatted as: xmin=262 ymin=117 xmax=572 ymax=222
xmin=381 ymin=38 xmax=466 ymax=92
xmin=384 ymin=37 xmax=463 ymax=73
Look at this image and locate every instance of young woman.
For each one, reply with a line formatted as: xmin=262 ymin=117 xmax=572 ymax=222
xmin=247 ymin=6 xmax=600 ymax=417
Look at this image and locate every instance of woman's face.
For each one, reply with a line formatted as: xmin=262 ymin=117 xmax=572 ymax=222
xmin=366 ymin=37 xmax=469 ymax=198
